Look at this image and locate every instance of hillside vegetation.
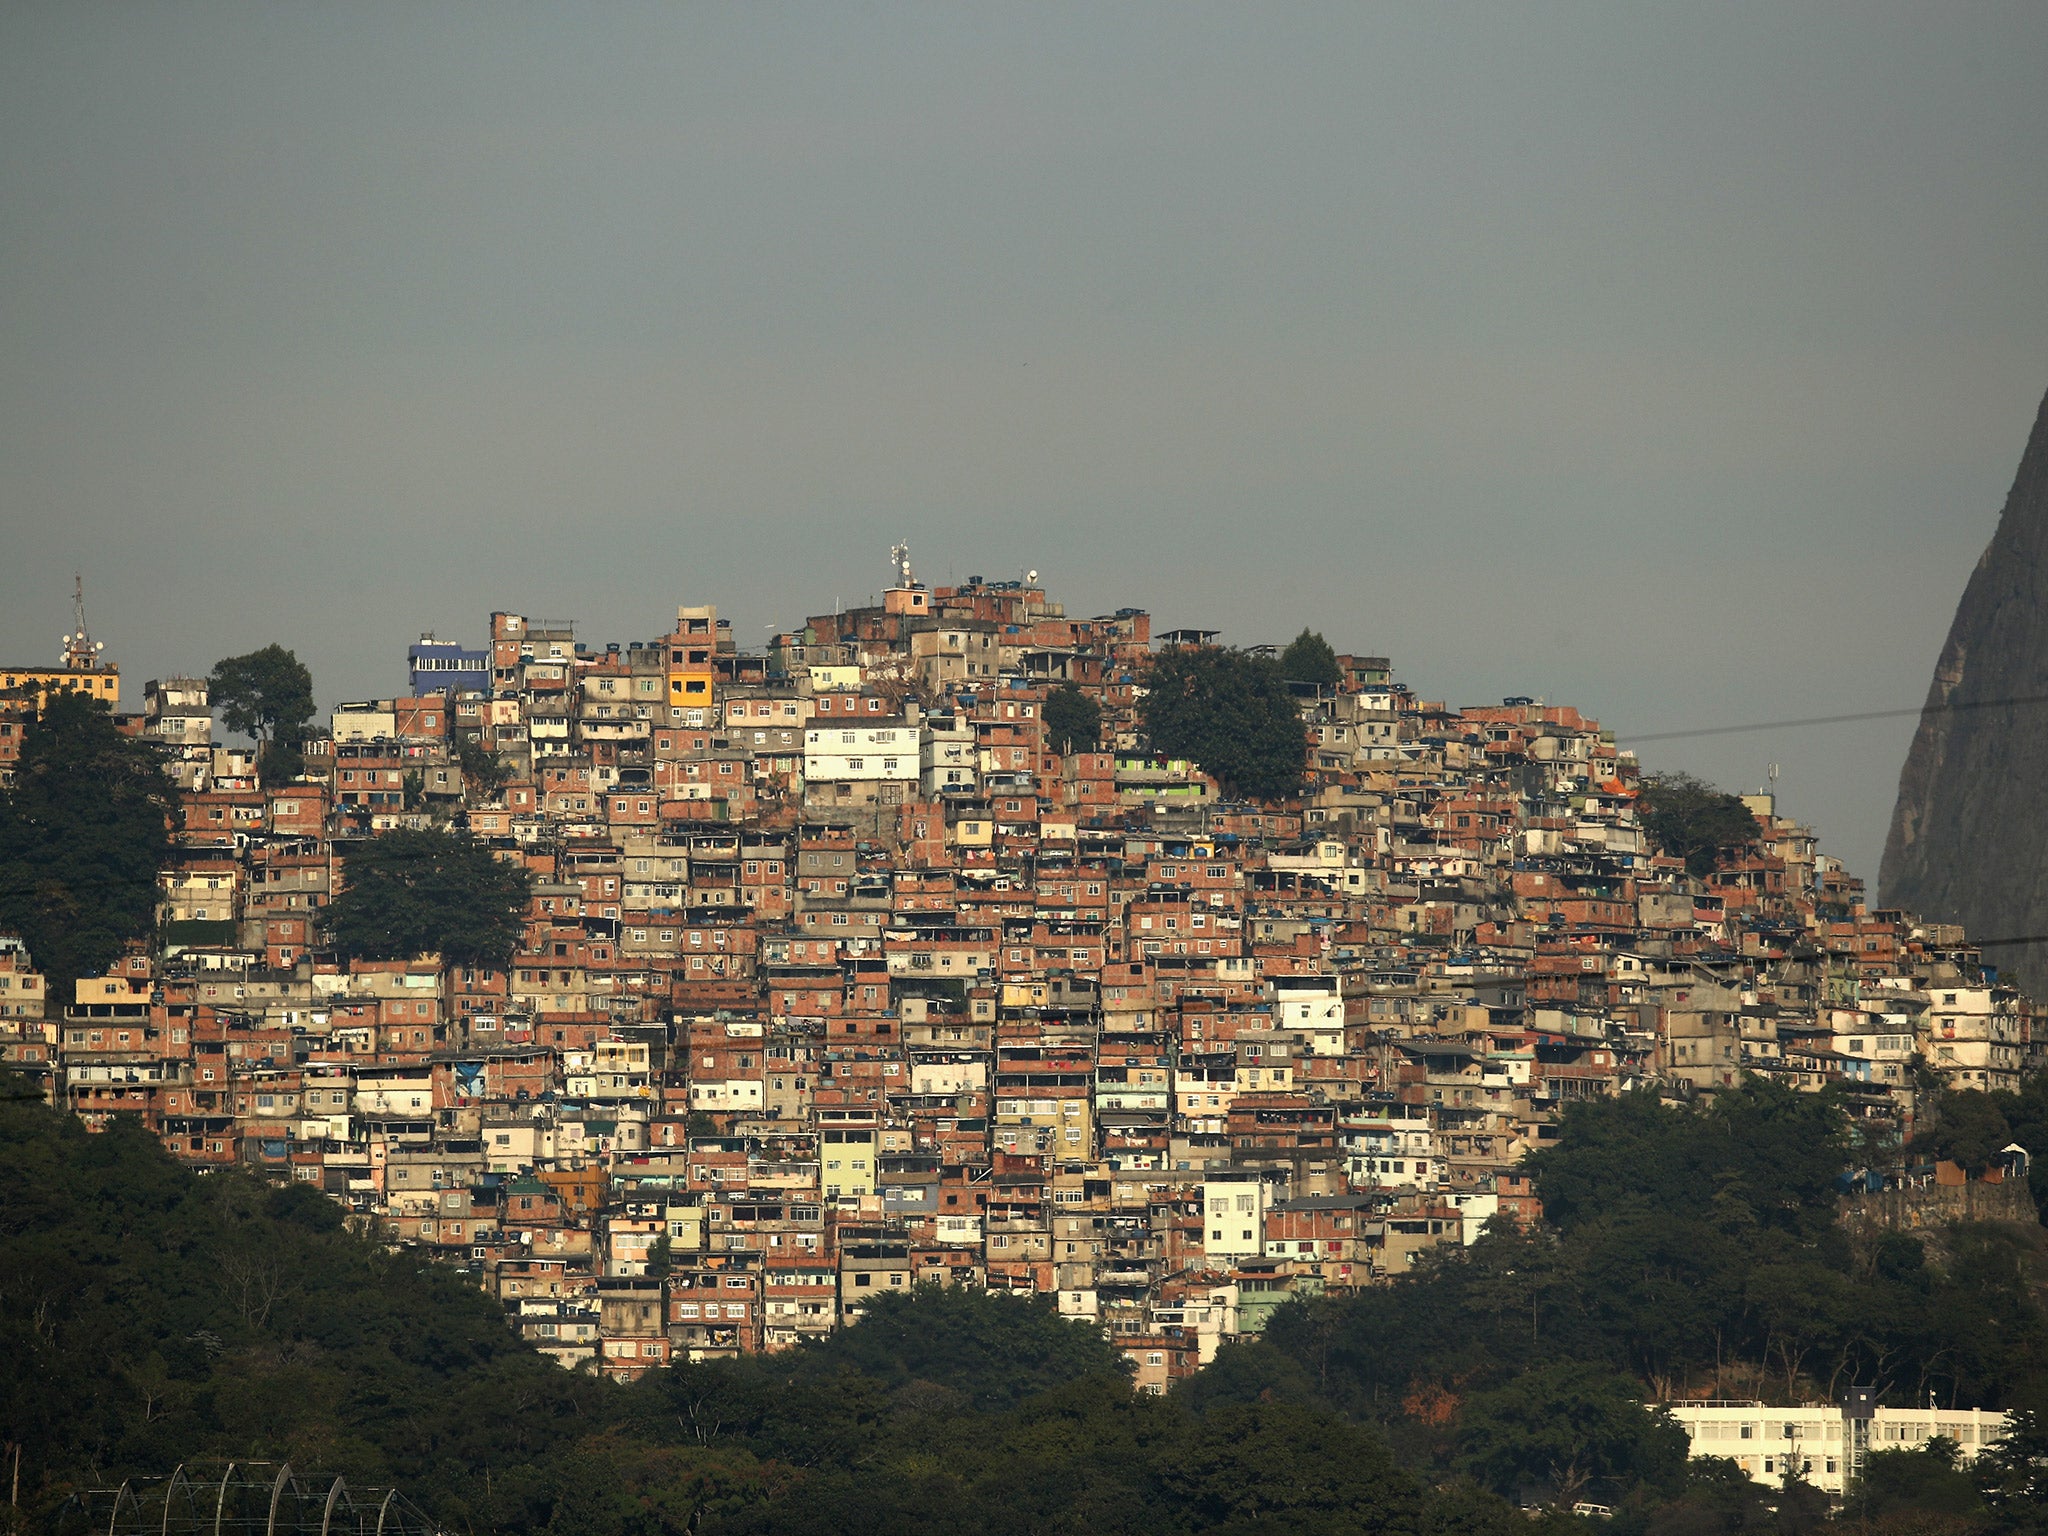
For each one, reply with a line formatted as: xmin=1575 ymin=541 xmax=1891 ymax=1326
xmin=7 ymin=1080 xmax=2048 ymax=1535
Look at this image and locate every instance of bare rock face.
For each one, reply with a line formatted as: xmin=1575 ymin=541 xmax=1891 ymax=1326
xmin=1882 ymin=388 xmax=2048 ymax=993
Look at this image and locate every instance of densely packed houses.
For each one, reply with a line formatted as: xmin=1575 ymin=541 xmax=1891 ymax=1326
xmin=1 ymin=565 xmax=2035 ymax=1384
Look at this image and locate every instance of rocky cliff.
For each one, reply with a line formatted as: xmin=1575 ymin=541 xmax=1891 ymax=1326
xmin=1882 ymin=387 xmax=2048 ymax=994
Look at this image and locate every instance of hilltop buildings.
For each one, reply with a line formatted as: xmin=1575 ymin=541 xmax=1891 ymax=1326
xmin=0 ymin=567 xmax=2036 ymax=1384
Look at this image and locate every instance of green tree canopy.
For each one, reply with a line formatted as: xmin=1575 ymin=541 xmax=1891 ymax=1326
xmin=1635 ymin=772 xmax=1761 ymax=878
xmin=1639 ymin=1458 xmax=1779 ymax=1536
xmin=0 ymin=690 xmax=176 ymax=997
xmin=323 ymin=828 xmax=530 ymax=966
xmin=1455 ymin=1362 xmax=1688 ymax=1504
xmin=1915 ymin=1088 xmax=2018 ymax=1177
xmin=1141 ymin=646 xmax=1307 ymax=803
xmin=457 ymin=737 xmax=513 ymax=804
xmin=1279 ymin=628 xmax=1343 ymax=689
xmin=1839 ymin=1440 xmax=1986 ymax=1523
xmin=1164 ymin=1399 xmax=1422 ymax=1534
xmin=1042 ymin=683 xmax=1102 ymax=755
xmin=793 ymin=1284 xmax=1129 ymax=1410
xmin=209 ymin=644 xmax=316 ymax=781
xmin=1527 ymin=1080 xmax=1848 ymax=1238
xmin=1977 ymin=1408 xmax=2048 ymax=1511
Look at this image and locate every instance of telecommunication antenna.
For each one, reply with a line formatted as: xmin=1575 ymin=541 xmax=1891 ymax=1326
xmin=60 ymin=573 xmax=106 ymax=670
xmin=890 ymin=543 xmax=914 ymax=587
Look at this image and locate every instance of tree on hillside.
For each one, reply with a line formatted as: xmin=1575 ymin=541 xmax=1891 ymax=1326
xmin=1839 ymin=1440 xmax=1986 ymax=1524
xmin=1455 ymin=1362 xmax=1688 ymax=1504
xmin=0 ymin=1083 xmax=602 ymax=1525
xmin=456 ymin=737 xmax=512 ymax=804
xmin=0 ymin=690 xmax=176 ymax=997
xmin=1977 ymin=1409 xmax=2048 ymax=1510
xmin=1914 ymin=1090 xmax=2017 ymax=1177
xmin=209 ymin=644 xmax=316 ymax=782
xmin=1042 ymin=683 xmax=1102 ymax=755
xmin=798 ymin=1285 xmax=1129 ymax=1410
xmin=1141 ymin=646 xmax=1307 ymax=802
xmin=1280 ymin=628 xmax=1342 ymax=689
xmin=1162 ymin=1400 xmax=1422 ymax=1533
xmin=1527 ymin=1080 xmax=1848 ymax=1239
xmin=323 ymin=828 xmax=530 ymax=966
xmin=1635 ymin=773 xmax=1760 ymax=878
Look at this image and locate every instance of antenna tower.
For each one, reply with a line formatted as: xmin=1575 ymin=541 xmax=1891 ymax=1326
xmin=61 ymin=573 xmax=106 ymax=670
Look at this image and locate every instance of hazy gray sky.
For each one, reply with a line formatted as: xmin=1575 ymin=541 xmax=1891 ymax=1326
xmin=5 ymin=4 xmax=2046 ymax=885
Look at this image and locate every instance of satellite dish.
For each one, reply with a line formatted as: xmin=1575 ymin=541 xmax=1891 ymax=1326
xmin=1026 ymin=569 xmax=1039 ymax=583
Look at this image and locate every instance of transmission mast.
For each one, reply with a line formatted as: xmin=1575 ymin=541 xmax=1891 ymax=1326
xmin=61 ymin=573 xmax=106 ymax=670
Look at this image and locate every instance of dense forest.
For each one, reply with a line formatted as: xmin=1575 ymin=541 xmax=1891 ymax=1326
xmin=6 ymin=1078 xmax=2048 ymax=1536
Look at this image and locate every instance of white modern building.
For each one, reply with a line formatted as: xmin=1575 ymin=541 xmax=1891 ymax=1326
xmin=1665 ymin=1399 xmax=2010 ymax=1495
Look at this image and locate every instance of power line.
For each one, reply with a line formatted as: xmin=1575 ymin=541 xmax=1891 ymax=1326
xmin=1628 ymin=691 xmax=2048 ymax=745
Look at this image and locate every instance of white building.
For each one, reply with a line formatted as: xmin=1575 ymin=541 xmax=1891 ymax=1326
xmin=1274 ymin=976 xmax=1345 ymax=1055
xmin=920 ymin=715 xmax=979 ymax=798
xmin=804 ymin=725 xmax=920 ymax=806
xmin=1665 ymin=1401 xmax=2010 ymax=1495
xmin=1920 ymin=986 xmax=2027 ymax=1093
xmin=331 ymin=701 xmax=397 ymax=742
xmin=1343 ymin=1115 xmax=1438 ymax=1188
xmin=1202 ymin=1174 xmax=1270 ymax=1258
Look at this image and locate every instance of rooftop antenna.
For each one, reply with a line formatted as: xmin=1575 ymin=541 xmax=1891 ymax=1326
xmin=61 ymin=573 xmax=105 ymax=670
xmin=891 ymin=542 xmax=914 ymax=587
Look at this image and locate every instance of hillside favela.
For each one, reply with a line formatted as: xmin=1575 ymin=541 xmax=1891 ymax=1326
xmin=8 ymin=545 xmax=2048 ymax=1536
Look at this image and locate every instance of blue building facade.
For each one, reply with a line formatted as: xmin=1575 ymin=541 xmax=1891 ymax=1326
xmin=408 ymin=638 xmax=491 ymax=696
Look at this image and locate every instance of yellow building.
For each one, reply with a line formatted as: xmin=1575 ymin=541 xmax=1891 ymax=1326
xmin=666 ymin=604 xmax=718 ymax=723
xmin=807 ymin=664 xmax=863 ymax=693
xmin=1 ymin=663 xmax=119 ymax=711
xmin=822 ymin=1127 xmax=878 ymax=1199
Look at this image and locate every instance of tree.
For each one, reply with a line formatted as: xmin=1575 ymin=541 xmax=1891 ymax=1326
xmin=457 ymin=737 xmax=512 ymax=804
xmin=323 ymin=828 xmax=530 ymax=966
xmin=1635 ymin=773 xmax=1760 ymax=878
xmin=1280 ymin=628 xmax=1342 ymax=689
xmin=797 ymin=1285 xmax=1129 ymax=1410
xmin=1162 ymin=1400 xmax=1421 ymax=1533
xmin=1977 ymin=1409 xmax=2048 ymax=1510
xmin=1141 ymin=646 xmax=1307 ymax=803
xmin=1042 ymin=683 xmax=1102 ymax=755
xmin=0 ymin=689 xmax=176 ymax=996
xmin=1172 ymin=1338 xmax=1330 ymax=1416
xmin=1455 ymin=1361 xmax=1688 ymax=1504
xmin=1915 ymin=1090 xmax=2016 ymax=1177
xmin=1841 ymin=1441 xmax=1986 ymax=1523
xmin=1526 ymin=1080 xmax=1848 ymax=1240
xmin=1643 ymin=1458 xmax=1777 ymax=1536
xmin=209 ymin=645 xmax=316 ymax=782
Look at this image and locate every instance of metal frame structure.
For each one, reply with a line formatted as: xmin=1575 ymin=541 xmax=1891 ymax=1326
xmin=58 ymin=1463 xmax=440 ymax=1536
